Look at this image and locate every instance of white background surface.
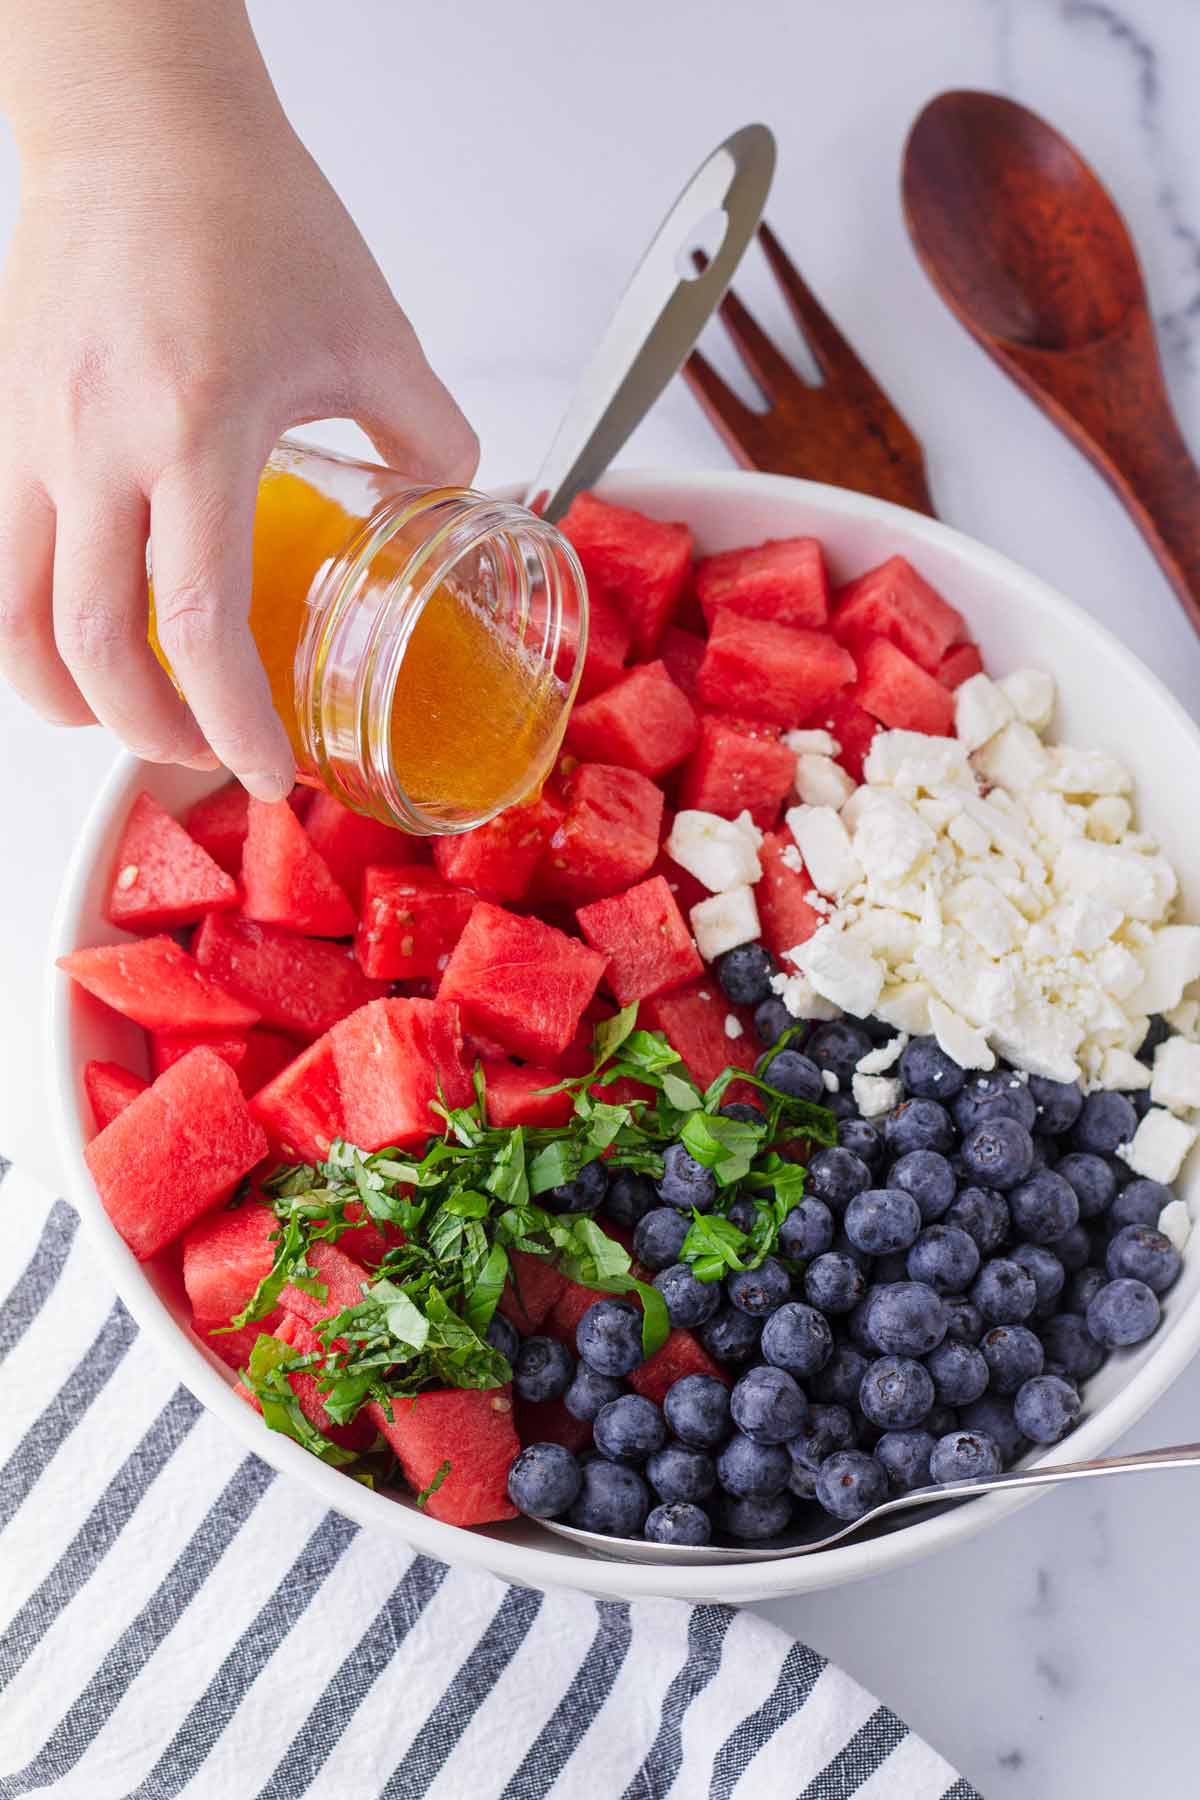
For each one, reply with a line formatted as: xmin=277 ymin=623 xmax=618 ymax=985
xmin=4 ymin=1 xmax=1200 ymax=1792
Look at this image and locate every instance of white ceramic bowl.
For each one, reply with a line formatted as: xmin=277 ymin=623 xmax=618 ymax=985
xmin=46 ymin=469 xmax=1200 ymax=1604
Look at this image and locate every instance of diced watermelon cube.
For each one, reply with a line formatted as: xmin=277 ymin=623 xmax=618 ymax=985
xmin=850 ymin=637 xmax=955 ymax=736
xmin=354 ymin=867 xmax=476 ymax=980
xmin=650 ymin=824 xmax=710 ymax=919
xmin=150 ymin=1031 xmax=248 ymax=1078
xmin=430 ymin=791 xmax=564 ymax=905
xmin=279 ymin=1239 xmax=371 ymax=1325
xmin=812 ymin=690 xmax=880 ymax=783
xmin=437 ymin=902 xmax=607 ymax=1064
xmin=369 ymin=1385 xmax=519 ymax=1525
xmin=756 ymin=830 xmax=823 ymax=963
xmin=249 ymin=1035 xmax=345 ymax=1163
xmin=236 ymin=1028 xmax=298 ymax=1098
xmin=301 ymin=792 xmax=427 ymax=904
xmin=83 ymin=1060 xmax=148 ymax=1132
xmin=184 ymin=782 xmax=251 ymax=877
xmin=182 ymin=1198 xmax=278 ymax=1322
xmin=60 ymin=936 xmax=260 ymax=1034
xmin=640 ymin=979 xmax=758 ymax=1091
xmin=574 ymin=592 xmax=632 ymax=701
xmin=270 ymin=1312 xmax=376 ymax=1452
xmin=938 ymin=641 xmax=984 ymax=689
xmin=515 ymin=1395 xmax=593 ymax=1455
xmin=84 ymin=1049 xmax=268 ymax=1260
xmin=560 ymin=492 xmax=692 ymax=657
xmin=656 ymin=626 xmax=706 ymax=704
xmin=330 ymin=997 xmax=472 ymax=1151
xmin=106 ymin=791 xmax=238 ymax=932
xmin=695 ymin=536 xmax=829 ymax=629
xmin=677 ymin=715 xmax=796 ymax=829
xmin=697 ymin=612 xmax=857 ymax=727
xmin=241 ymin=799 xmax=357 ymax=938
xmin=482 ymin=1063 xmax=573 ymax=1129
xmin=576 ymin=875 xmax=702 ymax=1005
xmin=535 ymin=763 xmax=663 ymax=905
xmin=566 ymin=661 xmax=700 ymax=779
xmin=193 ymin=912 xmax=388 ymax=1040
xmin=628 ymin=1328 xmax=730 ymax=1402
xmin=336 ymin=1202 xmax=403 ymax=1270
xmin=194 ymin=1306 xmax=286 ymax=1374
xmin=832 ymin=554 xmax=966 ymax=672
xmin=496 ymin=1249 xmax=568 ymax=1333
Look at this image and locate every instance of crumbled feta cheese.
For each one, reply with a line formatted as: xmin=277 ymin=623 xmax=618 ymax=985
xmin=1166 ymin=999 xmax=1200 ymax=1039
xmin=942 ymin=877 xmax=1024 ymax=958
xmin=1085 ymin=796 xmax=1133 ymax=844
xmin=998 ymin=668 xmax=1055 ymax=732
xmin=770 ymin=969 xmax=839 ymax=1021
xmin=724 ymin=1013 xmax=744 ymax=1041
xmin=821 ymin=1068 xmax=840 ymax=1094
xmin=667 ymin=809 xmax=762 ymax=892
xmin=852 ymin=1073 xmax=902 ymax=1118
xmin=1158 ymin=1198 xmax=1192 ymax=1253
xmin=863 ymin=731 xmax=973 ymax=791
xmin=1119 ymin=1108 xmax=1198 ymax=1183
xmin=1099 ymin=1048 xmax=1151 ymax=1091
xmin=852 ymin=793 xmax=936 ymax=884
xmin=1151 ymin=1036 xmax=1200 ymax=1113
xmin=947 ymin=812 xmax=990 ymax=858
xmin=783 ymin=728 xmax=838 ymax=757
xmin=972 ymin=721 xmax=1051 ymax=791
xmin=1052 ymin=839 xmax=1176 ymax=923
xmin=955 ymin=674 xmax=1015 ymax=754
xmin=1132 ymin=926 xmax=1200 ymax=1014
xmin=856 ymin=1032 xmax=908 ymax=1076
xmin=795 ymin=753 xmax=857 ymax=810
xmin=790 ymin=926 xmax=885 ymax=1018
xmin=1042 ymin=746 xmax=1132 ymax=798
xmin=778 ymin=842 xmax=804 ymax=874
xmin=928 ymin=997 xmax=995 ymax=1070
xmin=875 ymin=980 xmax=933 ymax=1036
xmin=690 ymin=885 xmax=761 ymax=961
xmin=785 ymin=804 xmax=861 ymax=898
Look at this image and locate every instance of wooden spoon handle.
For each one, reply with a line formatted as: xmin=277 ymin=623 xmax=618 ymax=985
xmin=995 ymin=306 xmax=1200 ymax=633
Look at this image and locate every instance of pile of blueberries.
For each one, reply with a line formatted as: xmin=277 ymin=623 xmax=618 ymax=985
xmin=501 ymin=944 xmax=1184 ymax=1547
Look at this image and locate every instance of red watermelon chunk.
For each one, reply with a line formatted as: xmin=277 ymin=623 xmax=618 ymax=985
xmin=695 ymin=536 xmax=829 ymax=629
xmin=566 ymin=661 xmax=700 ymax=780
xmin=106 ymin=792 xmax=238 ymax=931
xmin=60 ymin=935 xmax=260 ymax=1034
xmin=195 ymin=1306 xmax=285 ymax=1374
xmin=677 ymin=715 xmax=796 ymax=829
xmin=369 ymin=1385 xmax=519 ymax=1526
xmin=938 ymin=641 xmax=984 ymax=689
xmin=573 ymin=592 xmax=632 ymax=701
xmin=330 ymin=997 xmax=472 ymax=1151
xmin=151 ymin=1031 xmax=248 ymax=1078
xmin=431 ymin=791 xmax=564 ymax=905
xmin=628 ymin=1328 xmax=729 ymax=1402
xmin=832 ymin=554 xmax=966 ymax=672
xmin=812 ymin=690 xmax=880 ymax=783
xmin=438 ymin=901 xmax=607 ymax=1064
xmin=336 ymin=1202 xmax=403 ymax=1269
xmin=850 ymin=637 xmax=955 ymax=736
xmin=496 ymin=1249 xmax=568 ymax=1333
xmin=182 ymin=1199 xmax=278 ymax=1323
xmin=535 ymin=764 xmax=663 ymax=906
xmin=515 ymin=1396 xmax=592 ymax=1455
xmin=85 ymin=1049 xmax=268 ymax=1260
xmin=354 ymin=867 xmax=476 ymax=980
xmin=756 ymin=830 xmax=823 ymax=963
xmin=184 ymin=782 xmax=251 ymax=878
xmin=561 ymin=491 xmax=692 ymax=657
xmin=270 ymin=1312 xmax=376 ymax=1452
xmin=483 ymin=1063 xmax=573 ymax=1129
xmin=242 ymin=799 xmax=357 ymax=938
xmin=279 ymin=1238 xmax=371 ymax=1326
xmin=576 ymin=875 xmax=702 ymax=1005
xmin=301 ymin=791 xmax=426 ymax=904
xmin=697 ymin=612 xmax=857 ymax=727
xmin=250 ymin=1035 xmax=345 ymax=1163
xmin=83 ymin=1060 xmax=148 ymax=1132
xmin=236 ymin=1028 xmax=298 ymax=1098
xmin=640 ymin=978 xmax=758 ymax=1090
xmin=193 ymin=912 xmax=388 ymax=1040
xmin=657 ymin=626 xmax=706 ymax=704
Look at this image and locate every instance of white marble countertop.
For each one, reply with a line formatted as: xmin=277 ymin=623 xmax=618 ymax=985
xmin=4 ymin=1 xmax=1200 ymax=1791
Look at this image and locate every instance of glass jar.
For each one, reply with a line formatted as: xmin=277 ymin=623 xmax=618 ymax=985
xmin=160 ymin=438 xmax=589 ymax=835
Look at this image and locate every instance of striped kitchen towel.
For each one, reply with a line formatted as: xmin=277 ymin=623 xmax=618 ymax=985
xmin=0 ymin=1165 xmax=980 ymax=1799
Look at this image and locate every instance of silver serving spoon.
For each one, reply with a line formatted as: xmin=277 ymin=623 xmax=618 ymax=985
xmin=539 ymin=1438 xmax=1200 ymax=1566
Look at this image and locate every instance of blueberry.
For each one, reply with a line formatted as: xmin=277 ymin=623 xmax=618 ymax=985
xmin=699 ymin=1304 xmax=763 ymax=1366
xmin=867 ymin=1281 xmax=948 ymax=1356
xmin=727 ymin=1256 xmax=792 ymax=1317
xmin=761 ymin=1302 xmax=834 ymax=1378
xmin=846 ymin=1286 xmax=886 ymax=1355
xmin=959 ymin=1394 xmax=1025 ymax=1463
xmin=807 ymin=1019 xmax=874 ymax=1086
xmin=832 ymin=1230 xmax=874 ymax=1272
xmin=971 ymin=1257 xmax=1038 ymax=1324
xmin=604 ymin=1171 xmax=658 ymax=1230
xmin=563 ymin=1362 xmax=626 ymax=1422
xmin=1087 ymin=1277 xmax=1161 ymax=1347
xmin=778 ymin=1197 xmax=835 ymax=1261
xmin=885 ymin=1099 xmax=955 ymax=1157
xmin=730 ymin=1365 xmax=808 ymax=1444
xmin=960 ymin=1117 xmax=1035 ymax=1191
xmin=1010 ymin=1243 xmax=1066 ymax=1315
xmin=763 ymin=1049 xmax=824 ymax=1103
xmin=1028 ymin=1075 xmax=1084 ymax=1137
xmin=576 ymin=1299 xmax=644 ymax=1376
xmin=720 ymin=1492 xmax=794 ymax=1540
xmin=943 ymin=1295 xmax=985 ymax=1344
xmin=838 ymin=1116 xmax=884 ymax=1173
xmin=815 ymin=1449 xmax=889 ymax=1520
xmin=871 ymin=1250 xmax=911 ymax=1285
xmin=808 ymin=1343 xmax=870 ymax=1408
xmin=859 ymin=1355 xmax=935 ymax=1430
xmin=930 ymin=1429 xmax=1002 ymax=1484
xmin=754 ymin=997 xmax=794 ymax=1048
xmin=1073 ymin=1091 xmax=1139 ymax=1158
xmin=719 ymin=1102 xmax=765 ymax=1125
xmin=875 ymin=1428 xmax=935 ymax=1492
xmin=844 ymin=1188 xmax=922 ymax=1255
xmin=645 ymin=1501 xmax=712 ymax=1546
xmin=945 ymin=1186 xmax=1010 ymax=1255
xmin=825 ymin=1090 xmax=859 ymax=1121
xmin=507 ymin=1442 xmax=582 ymax=1518
xmin=954 ymin=1070 xmax=1038 ymax=1134
xmin=1137 ymin=1015 xmax=1172 ymax=1066
xmin=804 ymin=1251 xmax=867 ymax=1315
xmin=726 ymin=1195 xmax=760 ymax=1233
xmin=899 ymin=1035 xmax=967 ymax=1100
xmin=653 ymin=1262 xmax=723 ymax=1329
xmin=888 ymin=1149 xmax=956 ymax=1222
xmin=1054 ymin=1153 xmax=1117 ymax=1220
xmin=1065 ymin=1266 xmax=1108 ymax=1316
xmin=906 ymin=1224 xmax=981 ymax=1296
xmin=981 ymin=1324 xmax=1045 ymax=1394
xmin=547 ymin=1159 xmax=608 ymax=1214
xmin=664 ymin=1373 xmax=732 ymax=1449
xmin=485 ymin=1312 xmax=520 ymax=1366
xmin=568 ymin=1459 xmax=651 ymax=1536
xmin=513 ymin=1335 xmax=574 ymax=1403
xmin=716 ymin=1431 xmax=790 ymax=1498
xmin=593 ymin=1393 xmax=666 ymax=1465
xmin=1039 ymin=1313 xmax=1105 ymax=1382
xmin=1008 ymin=1170 xmax=1079 ymax=1245
xmin=716 ymin=943 xmax=776 ymax=1007
xmin=1107 ymin=1179 xmax=1173 ymax=1237
xmin=785 ymin=1403 xmax=856 ymax=1480
xmin=646 ymin=1441 xmax=717 ymax=1505
xmin=1054 ymin=1225 xmax=1092 ymax=1274
xmin=1129 ymin=1088 xmax=1153 ymax=1120
xmin=1106 ymin=1224 xmax=1181 ymax=1294
xmin=925 ymin=1339 xmax=989 ymax=1406
xmin=806 ymin=1146 xmax=872 ymax=1213
xmin=633 ymin=1207 xmax=690 ymax=1272
xmin=658 ymin=1142 xmax=718 ymax=1214
xmin=1014 ymin=1374 xmax=1082 ymax=1446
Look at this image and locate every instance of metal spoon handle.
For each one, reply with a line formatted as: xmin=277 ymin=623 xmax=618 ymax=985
xmin=889 ymin=1438 xmax=1200 ymax=1512
xmin=525 ymin=124 xmax=776 ymax=523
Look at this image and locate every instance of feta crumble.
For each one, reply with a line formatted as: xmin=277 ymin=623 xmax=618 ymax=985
xmin=1158 ymin=1198 xmax=1192 ymax=1253
xmin=853 ymin=1073 xmax=902 ymax=1118
xmin=667 ymin=809 xmax=762 ymax=892
xmin=724 ymin=1013 xmax=744 ymax=1041
xmin=1119 ymin=1109 xmax=1198 ymax=1185
xmin=856 ymin=1032 xmax=908 ymax=1076
xmin=1151 ymin=1037 xmax=1200 ymax=1114
xmin=690 ymin=885 xmax=761 ymax=961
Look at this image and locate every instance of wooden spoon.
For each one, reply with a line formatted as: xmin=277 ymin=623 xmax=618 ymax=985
xmin=902 ymin=89 xmax=1200 ymax=635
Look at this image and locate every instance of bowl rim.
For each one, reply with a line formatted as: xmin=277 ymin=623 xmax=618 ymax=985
xmin=44 ymin=466 xmax=1200 ymax=1601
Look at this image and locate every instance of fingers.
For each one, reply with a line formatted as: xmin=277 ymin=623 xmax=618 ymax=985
xmin=0 ymin=478 xmax=93 ymax=726
xmin=352 ymin=311 xmax=479 ymax=487
xmin=149 ymin=444 xmax=294 ymax=801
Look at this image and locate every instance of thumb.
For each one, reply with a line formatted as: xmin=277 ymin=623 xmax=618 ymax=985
xmin=351 ymin=304 xmax=479 ymax=486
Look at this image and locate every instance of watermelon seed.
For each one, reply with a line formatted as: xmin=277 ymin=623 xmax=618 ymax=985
xmin=116 ymin=864 xmax=139 ymax=890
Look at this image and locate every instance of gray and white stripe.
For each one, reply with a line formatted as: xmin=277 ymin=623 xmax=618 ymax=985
xmin=0 ymin=1166 xmax=981 ymax=1798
